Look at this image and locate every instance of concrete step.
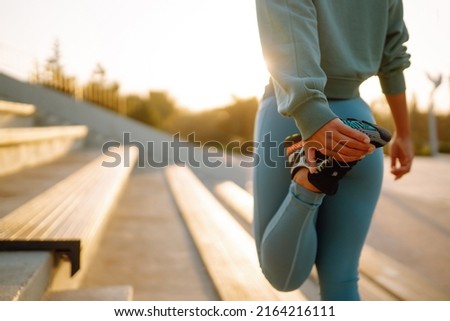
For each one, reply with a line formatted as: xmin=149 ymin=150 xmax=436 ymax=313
xmin=0 ymin=252 xmax=53 ymax=301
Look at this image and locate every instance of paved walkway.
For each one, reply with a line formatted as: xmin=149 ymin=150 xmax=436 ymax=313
xmin=81 ymin=167 xmax=219 ymax=300
xmin=367 ymin=155 xmax=450 ymax=295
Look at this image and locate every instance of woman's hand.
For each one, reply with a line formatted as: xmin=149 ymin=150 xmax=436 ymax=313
xmin=384 ymin=92 xmax=414 ymax=180
xmin=303 ymin=118 xmax=374 ymax=172
xmin=389 ymin=135 xmax=414 ymax=180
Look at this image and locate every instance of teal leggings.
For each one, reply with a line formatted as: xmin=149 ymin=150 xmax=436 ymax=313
xmin=253 ymin=94 xmax=384 ymax=300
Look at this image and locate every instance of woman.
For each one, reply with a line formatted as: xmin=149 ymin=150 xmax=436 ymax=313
xmin=253 ymin=0 xmax=414 ymax=300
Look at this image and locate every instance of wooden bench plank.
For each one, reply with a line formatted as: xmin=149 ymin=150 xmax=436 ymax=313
xmin=0 ymin=126 xmax=89 ymax=176
xmin=214 ymin=180 xmax=449 ymax=301
xmin=215 ymin=181 xmax=253 ymax=225
xmin=0 ymin=126 xmax=88 ymax=145
xmin=0 ymin=146 xmax=138 ymax=276
xmin=165 ymin=165 xmax=306 ymax=301
xmin=0 ymin=100 xmax=36 ymax=116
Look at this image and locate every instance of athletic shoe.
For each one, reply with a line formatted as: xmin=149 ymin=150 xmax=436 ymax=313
xmin=341 ymin=118 xmax=392 ymax=148
xmin=285 ymin=118 xmax=391 ymax=195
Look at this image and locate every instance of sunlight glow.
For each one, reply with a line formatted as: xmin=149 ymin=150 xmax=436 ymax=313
xmin=0 ymin=0 xmax=449 ymax=112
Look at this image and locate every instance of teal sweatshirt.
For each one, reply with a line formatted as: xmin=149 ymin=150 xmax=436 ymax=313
xmin=256 ymin=0 xmax=411 ymax=139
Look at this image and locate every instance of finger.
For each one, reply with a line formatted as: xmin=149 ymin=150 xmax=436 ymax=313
xmin=391 ymin=169 xmax=405 ymax=180
xmin=391 ymin=163 xmax=411 ymax=180
xmin=331 ymin=133 xmax=373 ymax=153
xmin=337 ymin=122 xmax=371 ymax=144
xmin=391 ymin=154 xmax=397 ymax=169
xmin=325 ymin=142 xmax=372 ymax=163
xmin=324 ymin=131 xmax=372 ymax=157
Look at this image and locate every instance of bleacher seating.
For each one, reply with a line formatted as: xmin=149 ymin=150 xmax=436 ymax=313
xmin=0 ymin=98 xmax=137 ymax=300
xmin=0 ymin=100 xmax=36 ymax=128
xmin=0 ymin=125 xmax=88 ymax=176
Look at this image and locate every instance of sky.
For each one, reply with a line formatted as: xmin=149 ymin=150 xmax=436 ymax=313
xmin=0 ymin=0 xmax=449 ymax=112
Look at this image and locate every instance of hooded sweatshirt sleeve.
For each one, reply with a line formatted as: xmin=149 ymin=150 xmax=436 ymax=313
xmin=255 ymin=0 xmax=337 ymax=140
xmin=378 ymin=0 xmax=411 ymax=95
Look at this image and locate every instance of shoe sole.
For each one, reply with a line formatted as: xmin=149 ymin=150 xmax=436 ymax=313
xmin=342 ymin=118 xmax=392 ymax=148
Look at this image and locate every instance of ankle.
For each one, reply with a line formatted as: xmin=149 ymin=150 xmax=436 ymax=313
xmin=293 ymin=168 xmax=321 ymax=193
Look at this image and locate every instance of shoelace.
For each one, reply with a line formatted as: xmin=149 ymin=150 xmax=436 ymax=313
xmin=316 ymin=158 xmax=331 ymax=172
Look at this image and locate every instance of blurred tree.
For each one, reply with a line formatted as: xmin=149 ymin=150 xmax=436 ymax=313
xmin=409 ymin=96 xmax=432 ymax=155
xmin=164 ymin=96 xmax=258 ymax=155
xmin=148 ymin=91 xmax=176 ymax=126
xmin=29 ymin=59 xmax=41 ymax=83
xmin=126 ymin=94 xmax=149 ymax=122
xmin=437 ymin=110 xmax=450 ymax=153
xmin=46 ymin=39 xmax=62 ymax=72
xmin=92 ymin=63 xmax=106 ymax=83
xmin=82 ymin=64 xmax=121 ymax=112
xmin=33 ymin=39 xmax=77 ymax=96
xmin=124 ymin=91 xmax=177 ymax=128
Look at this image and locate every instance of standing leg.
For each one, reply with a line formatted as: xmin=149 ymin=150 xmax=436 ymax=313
xmin=315 ymin=98 xmax=384 ymax=300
